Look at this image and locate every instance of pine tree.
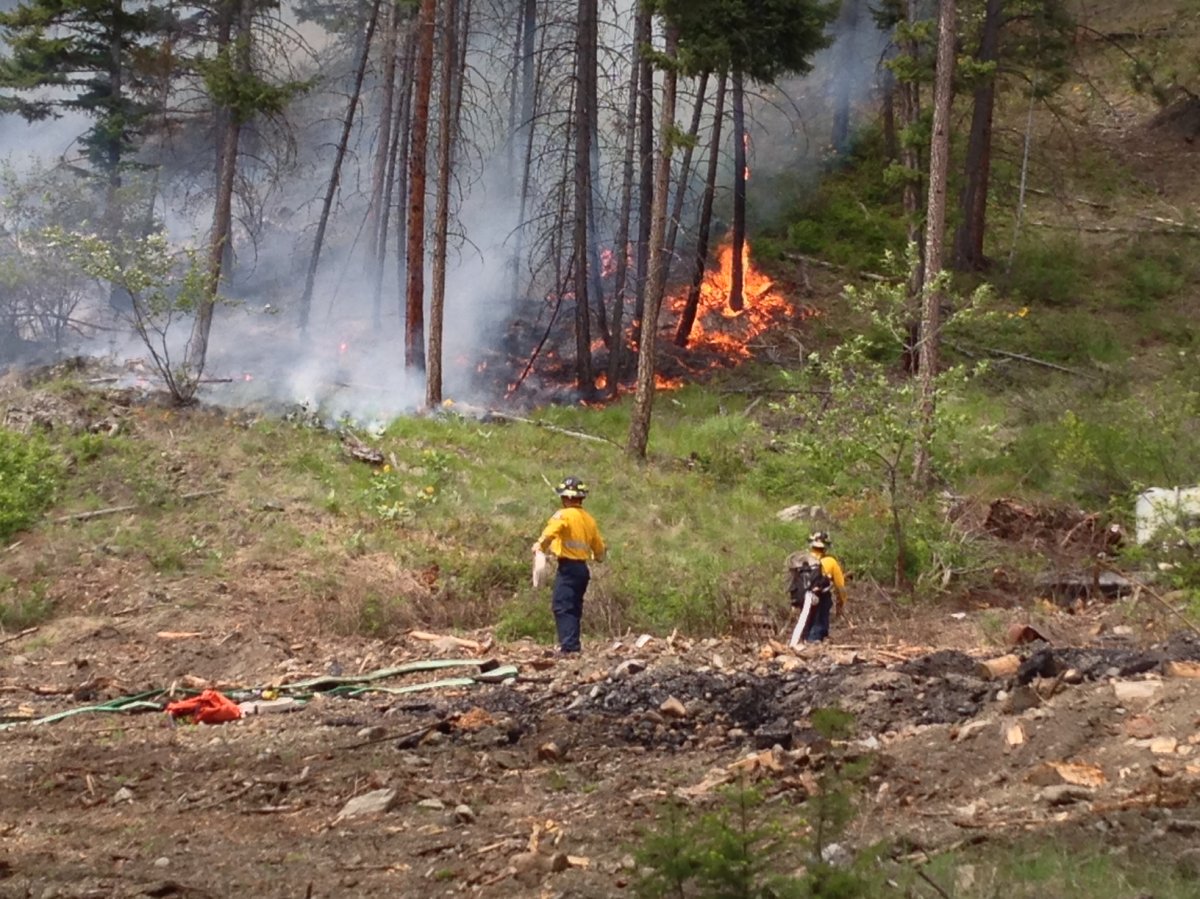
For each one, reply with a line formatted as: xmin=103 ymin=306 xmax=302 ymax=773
xmin=0 ymin=0 xmax=174 ymax=185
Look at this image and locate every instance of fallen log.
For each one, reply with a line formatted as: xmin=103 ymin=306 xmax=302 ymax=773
xmin=977 ymin=654 xmax=1021 ymax=680
xmin=54 ymin=489 xmax=224 ymax=523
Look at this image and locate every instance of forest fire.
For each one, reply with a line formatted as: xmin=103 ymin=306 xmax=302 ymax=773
xmin=484 ymin=240 xmax=798 ymax=407
xmin=665 ymin=241 xmax=793 ymax=360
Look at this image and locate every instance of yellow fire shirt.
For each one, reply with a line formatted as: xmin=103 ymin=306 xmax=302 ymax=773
xmin=537 ymin=507 xmax=606 ymax=562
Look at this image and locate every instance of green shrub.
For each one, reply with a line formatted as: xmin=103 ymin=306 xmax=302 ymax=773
xmin=633 ymin=709 xmax=879 ymax=899
xmin=1003 ymin=235 xmax=1087 ymax=307
xmin=0 ymin=580 xmax=54 ymax=630
xmin=496 ymin=594 xmax=555 ymax=642
xmin=0 ymin=428 xmax=60 ymax=542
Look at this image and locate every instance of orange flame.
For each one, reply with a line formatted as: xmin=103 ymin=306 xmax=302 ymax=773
xmin=665 ymin=240 xmax=790 ymax=360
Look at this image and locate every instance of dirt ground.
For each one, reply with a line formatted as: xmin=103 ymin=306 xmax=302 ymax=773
xmin=3 ymin=580 xmax=1200 ymax=898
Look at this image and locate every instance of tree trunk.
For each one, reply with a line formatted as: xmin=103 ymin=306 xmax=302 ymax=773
xmin=509 ymin=0 xmax=537 ymax=302
xmin=953 ymin=0 xmax=1003 ymax=272
xmin=604 ymin=2 xmax=648 ymax=395
xmin=104 ymin=0 xmax=126 ymax=311
xmin=186 ymin=0 xmax=252 ymax=383
xmin=374 ymin=27 xmax=416 ymax=325
xmin=298 ymin=0 xmax=382 ymax=333
xmin=676 ymin=72 xmax=725 ymax=348
xmin=627 ymin=24 xmax=678 ymax=460
xmin=428 ymin=0 xmax=464 ymax=407
xmin=899 ymin=0 xmax=924 ymax=299
xmin=831 ymin=0 xmax=860 ymax=154
xmin=664 ymin=72 xmax=709 ymax=279
xmin=728 ymin=72 xmax=746 ymax=312
xmin=571 ymin=0 xmax=596 ymax=395
xmin=367 ymin=0 xmax=401 ymax=327
xmin=630 ymin=3 xmax=654 ymax=349
xmin=404 ymin=0 xmax=436 ymax=373
xmin=913 ymin=0 xmax=956 ymax=490
xmin=881 ymin=54 xmax=898 ymax=162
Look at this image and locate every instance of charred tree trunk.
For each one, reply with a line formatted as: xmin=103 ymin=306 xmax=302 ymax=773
xmin=628 ymin=24 xmax=679 ymax=460
xmin=604 ymin=3 xmax=648 ymax=395
xmin=664 ymin=72 xmax=709 ymax=280
xmin=630 ymin=0 xmax=655 ymax=351
xmin=953 ymin=0 xmax=1003 ymax=272
xmin=571 ymin=0 xmax=596 ymax=395
xmin=728 ymin=72 xmax=746 ymax=312
xmin=375 ymin=29 xmax=416 ymax=326
xmin=428 ymin=0 xmax=466 ymax=407
xmin=510 ymin=0 xmax=537 ymax=302
xmin=913 ymin=0 xmax=956 ymax=489
xmin=676 ymin=72 xmax=725 ymax=347
xmin=186 ymin=0 xmax=252 ymax=382
xmin=404 ymin=0 xmax=436 ymax=373
xmin=367 ymin=1 xmax=401 ymax=326
xmin=298 ymin=0 xmax=382 ymax=333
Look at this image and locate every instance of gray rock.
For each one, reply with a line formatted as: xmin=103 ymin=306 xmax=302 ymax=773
xmin=337 ymin=788 xmax=398 ymax=819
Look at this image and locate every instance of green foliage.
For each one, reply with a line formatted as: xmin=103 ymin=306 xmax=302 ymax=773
xmin=41 ymin=228 xmax=219 ymax=403
xmin=0 ymin=428 xmax=60 ymax=542
xmin=924 ymin=839 xmax=1200 ymax=898
xmin=757 ymin=133 xmax=906 ymax=270
xmin=980 ymin=365 xmax=1200 ymax=503
xmin=655 ymin=0 xmax=837 ymax=82
xmin=768 ymin=253 xmax=996 ymax=588
xmin=0 ymin=0 xmax=173 ymax=176
xmin=496 ymin=594 xmax=556 ymax=642
xmin=198 ymin=41 xmax=309 ymax=123
xmin=1003 ymin=235 xmax=1087 ymax=307
xmin=634 ymin=709 xmax=879 ymax=899
xmin=0 ymin=579 xmax=54 ymax=630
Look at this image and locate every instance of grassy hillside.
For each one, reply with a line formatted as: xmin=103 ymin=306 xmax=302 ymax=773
xmin=3 ymin=2 xmax=1199 ymax=641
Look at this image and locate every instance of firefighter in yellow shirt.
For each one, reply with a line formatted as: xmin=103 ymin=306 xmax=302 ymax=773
xmin=786 ymin=531 xmax=848 ymax=643
xmin=532 ymin=476 xmax=606 ymax=654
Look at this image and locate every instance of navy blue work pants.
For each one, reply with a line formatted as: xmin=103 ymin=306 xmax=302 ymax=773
xmin=551 ymin=559 xmax=590 ymax=653
xmin=803 ymin=591 xmax=834 ymax=642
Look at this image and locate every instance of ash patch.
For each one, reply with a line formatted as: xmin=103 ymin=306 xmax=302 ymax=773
xmin=898 ymin=650 xmax=980 ymax=679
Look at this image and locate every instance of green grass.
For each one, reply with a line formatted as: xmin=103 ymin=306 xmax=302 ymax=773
xmin=923 ymin=840 xmax=1200 ymax=898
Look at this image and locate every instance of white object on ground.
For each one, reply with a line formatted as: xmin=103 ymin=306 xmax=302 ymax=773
xmin=1135 ymin=486 xmax=1200 ymax=544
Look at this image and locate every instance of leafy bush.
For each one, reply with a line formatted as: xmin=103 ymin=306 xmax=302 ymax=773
xmin=0 ymin=580 xmax=54 ymax=630
xmin=0 ymin=428 xmax=60 ymax=542
xmin=1003 ymin=235 xmax=1087 ymax=307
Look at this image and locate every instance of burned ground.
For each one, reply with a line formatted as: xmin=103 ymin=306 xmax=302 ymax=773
xmin=3 ymin=600 xmax=1200 ymax=898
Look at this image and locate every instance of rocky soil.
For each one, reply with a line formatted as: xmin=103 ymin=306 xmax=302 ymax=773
xmin=3 ymin=601 xmax=1200 ymax=898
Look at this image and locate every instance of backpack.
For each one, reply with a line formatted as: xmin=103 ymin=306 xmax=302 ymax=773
xmin=787 ymin=555 xmax=832 ymax=608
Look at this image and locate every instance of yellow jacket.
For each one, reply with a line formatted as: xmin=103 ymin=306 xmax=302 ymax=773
xmin=537 ymin=506 xmax=606 ymax=562
xmin=816 ymin=551 xmax=848 ymax=606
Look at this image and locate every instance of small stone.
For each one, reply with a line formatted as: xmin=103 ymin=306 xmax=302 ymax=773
xmin=113 ymin=787 xmax=134 ymax=803
xmin=659 ymin=696 xmax=687 ymax=719
xmin=1113 ymin=681 xmax=1163 ymax=703
xmin=1040 ymin=784 xmax=1092 ymax=806
xmin=356 ymin=726 xmax=387 ymax=741
xmin=613 ymin=659 xmax=647 ymax=678
xmin=337 ymin=788 xmax=398 ymax=820
xmin=537 ymin=741 xmax=562 ymax=762
xmin=453 ymin=804 xmax=475 ymax=824
xmin=154 ymin=857 xmax=170 ymax=869
xmin=416 ymin=798 xmax=445 ymax=811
